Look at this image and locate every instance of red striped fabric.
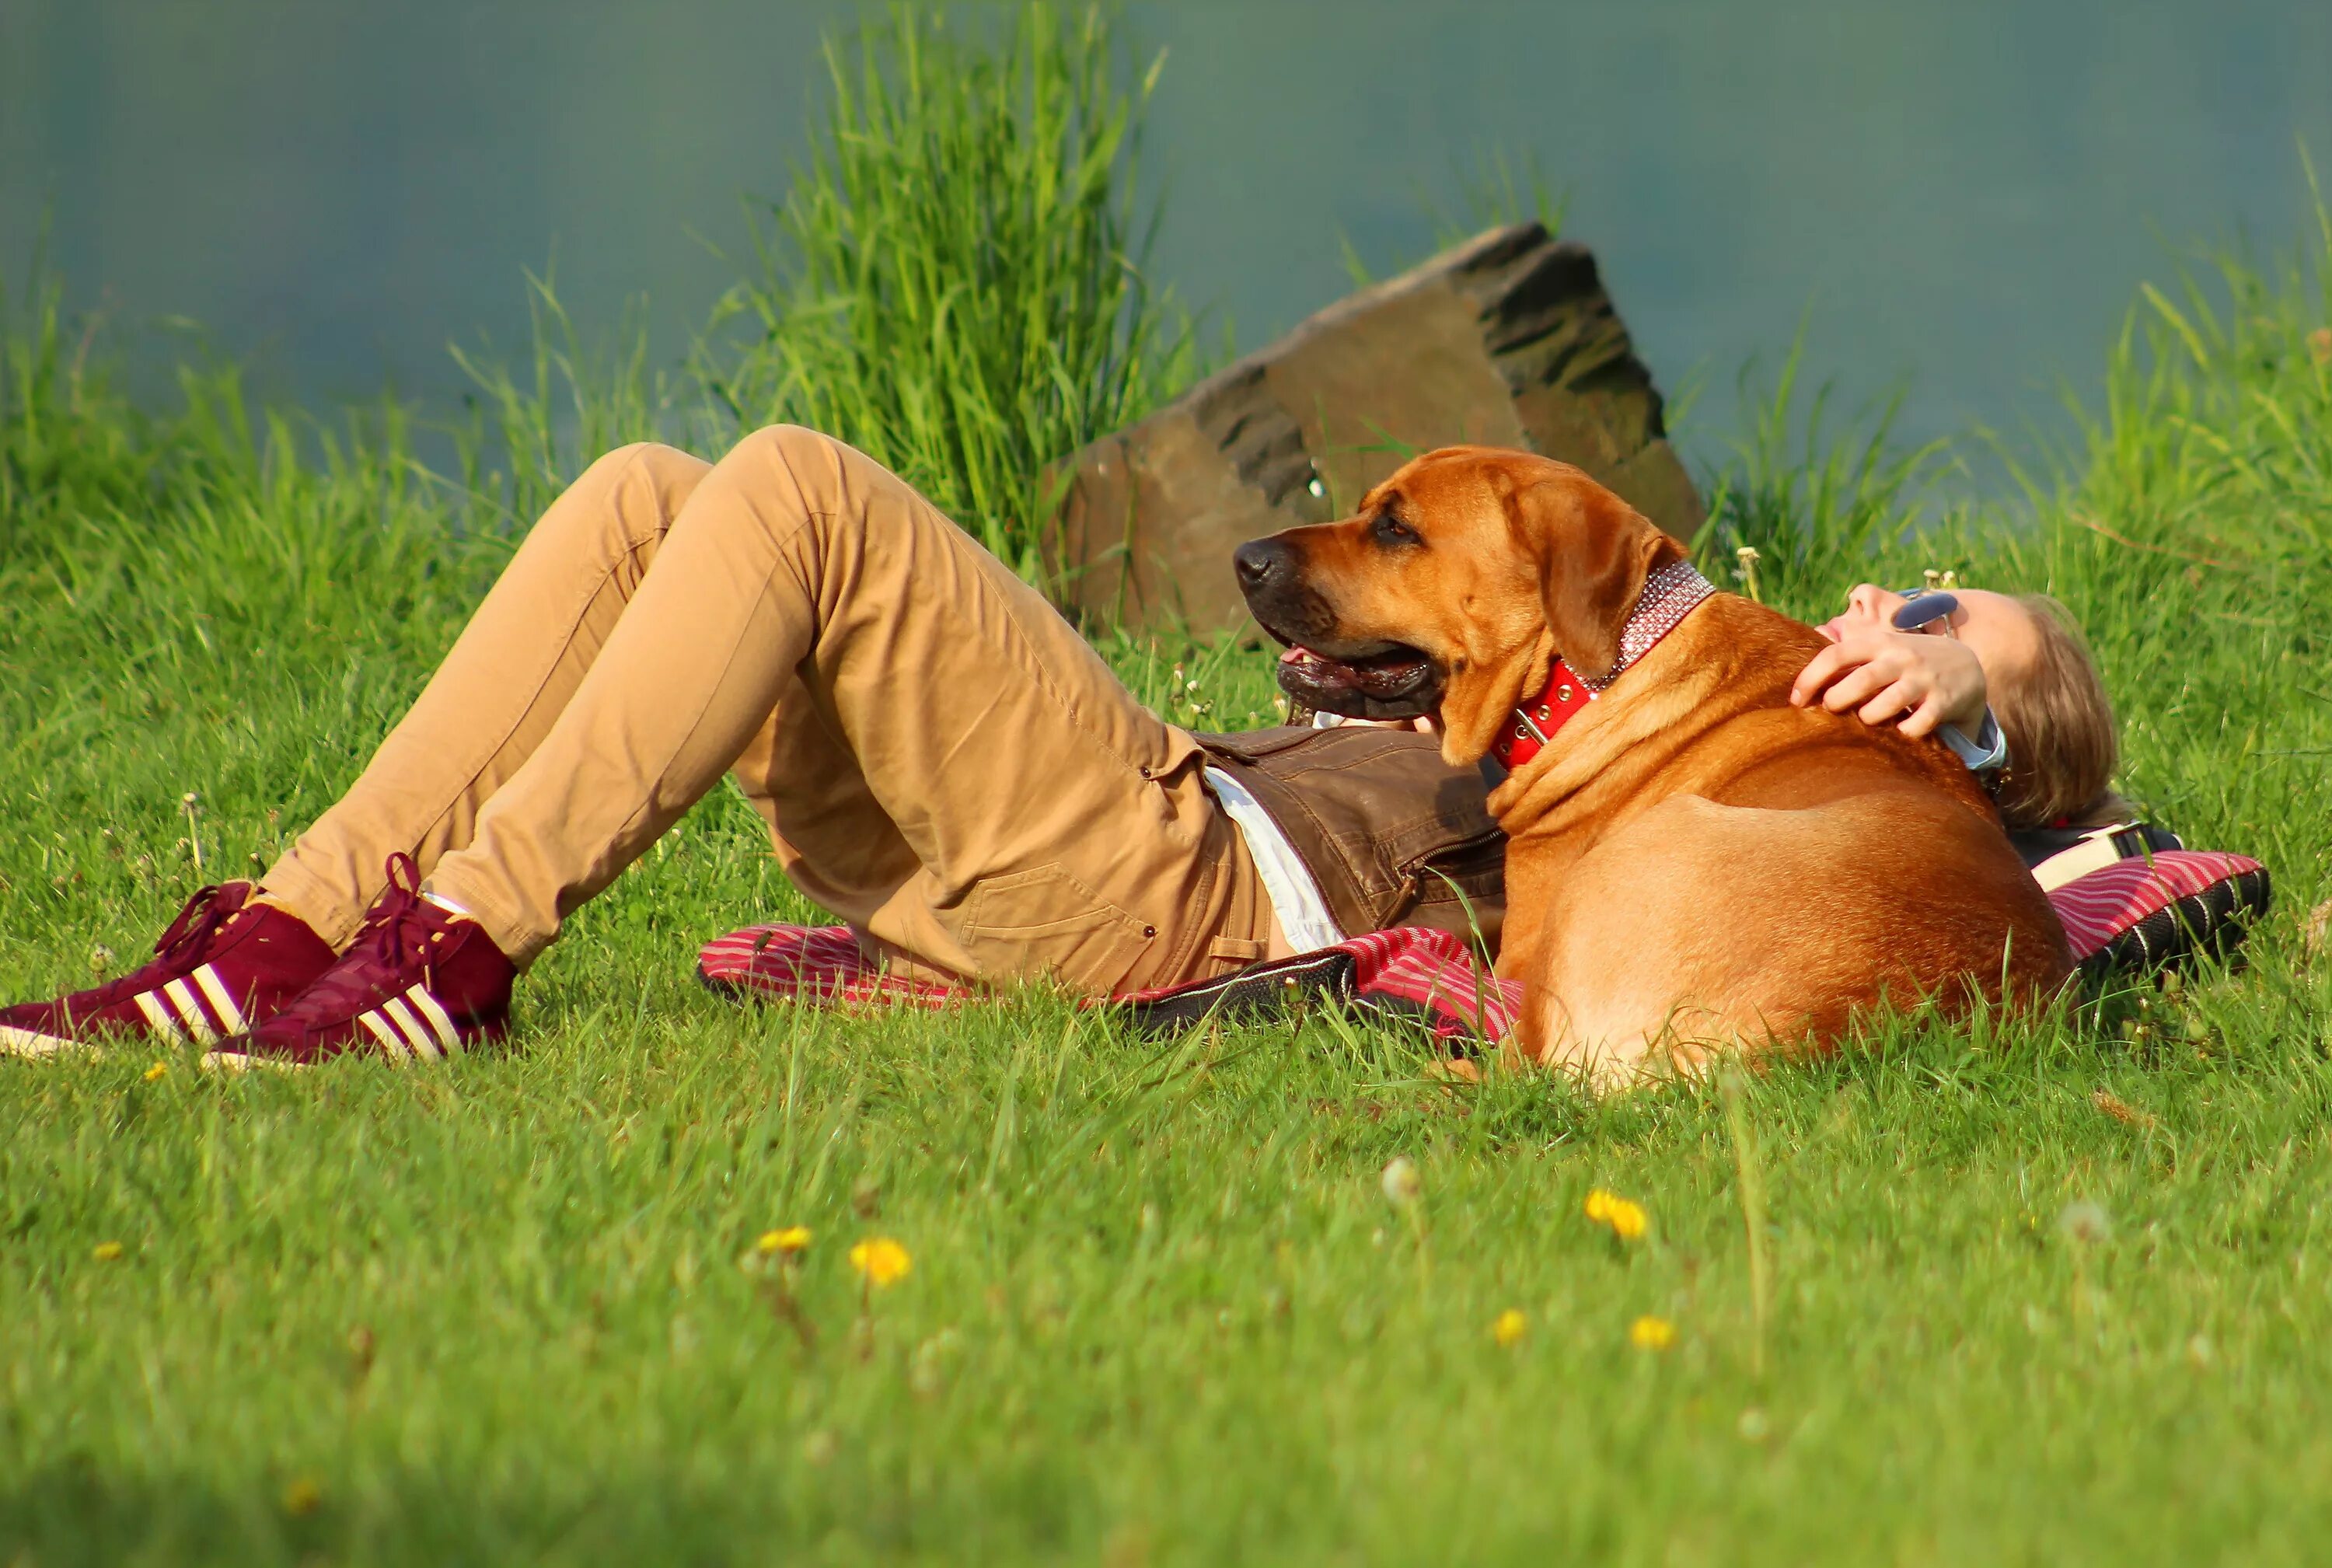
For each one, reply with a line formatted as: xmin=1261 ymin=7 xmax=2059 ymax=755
xmin=697 ymin=848 xmax=2264 ymax=1042
xmin=695 ymin=923 xmax=958 ymax=1010
xmin=697 ymin=920 xmax=1522 ymax=1039
xmin=1321 ymin=926 xmax=1522 ymax=1040
xmin=2046 ymin=849 xmax=2261 ymax=960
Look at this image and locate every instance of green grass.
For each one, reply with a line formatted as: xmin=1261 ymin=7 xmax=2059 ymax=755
xmin=703 ymin=1 xmax=1188 ymax=591
xmin=6 ymin=9 xmax=2332 ymax=1562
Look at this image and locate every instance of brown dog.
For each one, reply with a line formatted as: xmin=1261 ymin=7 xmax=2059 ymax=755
xmin=1234 ymin=445 xmax=2071 ymax=1083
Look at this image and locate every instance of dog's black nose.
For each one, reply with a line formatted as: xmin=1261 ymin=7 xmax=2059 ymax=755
xmin=1234 ymin=537 xmax=1294 ymax=594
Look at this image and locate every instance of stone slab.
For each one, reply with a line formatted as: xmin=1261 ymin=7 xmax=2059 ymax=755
xmin=1053 ymin=222 xmax=1702 ymax=634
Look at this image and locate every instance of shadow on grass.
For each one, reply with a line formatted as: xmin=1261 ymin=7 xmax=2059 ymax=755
xmin=0 ymin=1456 xmax=1084 ymax=1566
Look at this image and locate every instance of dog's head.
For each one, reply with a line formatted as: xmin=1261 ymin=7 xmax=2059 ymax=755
xmin=1235 ymin=445 xmax=1688 ymax=765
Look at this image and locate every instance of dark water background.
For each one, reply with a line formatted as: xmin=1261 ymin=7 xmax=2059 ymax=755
xmin=5 ymin=0 xmax=2328 ymax=477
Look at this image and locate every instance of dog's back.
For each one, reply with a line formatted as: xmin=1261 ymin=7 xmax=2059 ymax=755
xmin=1498 ymin=594 xmax=2072 ymax=1078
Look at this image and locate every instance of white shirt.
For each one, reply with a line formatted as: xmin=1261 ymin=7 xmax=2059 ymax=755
xmin=1203 ymin=766 xmax=1344 ymax=952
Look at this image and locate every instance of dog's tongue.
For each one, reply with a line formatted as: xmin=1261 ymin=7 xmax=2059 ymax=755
xmin=1281 ymin=644 xmax=1398 ymax=669
xmin=1274 ymin=641 xmax=1439 ymax=721
xmin=1282 ymin=644 xmax=1419 ymax=676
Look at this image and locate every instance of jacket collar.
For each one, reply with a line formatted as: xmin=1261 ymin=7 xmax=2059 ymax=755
xmin=1490 ymin=560 xmax=1716 ymax=770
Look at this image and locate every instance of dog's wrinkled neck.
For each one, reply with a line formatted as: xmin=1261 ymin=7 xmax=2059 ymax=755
xmin=1488 ymin=638 xmax=1732 ymax=836
xmin=1489 ymin=561 xmax=1717 ymax=774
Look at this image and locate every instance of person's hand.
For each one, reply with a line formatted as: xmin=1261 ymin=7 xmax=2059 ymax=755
xmin=1790 ymin=627 xmax=1988 ymax=738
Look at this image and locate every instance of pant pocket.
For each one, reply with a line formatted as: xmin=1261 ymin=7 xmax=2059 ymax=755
xmin=958 ymin=863 xmax=1154 ymax=995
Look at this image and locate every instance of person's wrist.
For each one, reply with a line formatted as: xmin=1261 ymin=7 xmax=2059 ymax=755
xmin=1933 ymin=643 xmax=1988 ymax=731
xmin=1944 ymin=693 xmax=1988 ymax=732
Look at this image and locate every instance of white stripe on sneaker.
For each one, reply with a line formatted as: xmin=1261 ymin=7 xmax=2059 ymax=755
xmin=0 ymin=1021 xmax=96 ymax=1060
xmin=356 ymin=1010 xmax=411 ymax=1063
xmin=197 ymin=1049 xmax=303 ymax=1075
xmin=404 ymin=986 xmax=461 ymax=1055
xmin=383 ymin=997 xmax=441 ymax=1061
xmin=192 ymin=963 xmax=247 ymax=1035
xmin=134 ymin=990 xmax=187 ymax=1044
xmin=162 ymin=978 xmax=218 ymax=1044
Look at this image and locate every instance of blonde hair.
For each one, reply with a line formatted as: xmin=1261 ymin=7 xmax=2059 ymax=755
xmin=1992 ymin=595 xmax=2125 ymax=829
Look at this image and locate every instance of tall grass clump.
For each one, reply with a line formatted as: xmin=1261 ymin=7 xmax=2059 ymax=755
xmin=2034 ymin=198 xmax=2332 ymax=591
xmin=1690 ymin=327 xmax=1956 ymax=622
xmin=448 ymin=271 xmax=704 ymax=533
xmin=0 ymin=260 xmax=215 ymax=554
xmin=2002 ymin=187 xmax=2332 ymax=857
xmin=705 ymin=2 xmax=1185 ymax=588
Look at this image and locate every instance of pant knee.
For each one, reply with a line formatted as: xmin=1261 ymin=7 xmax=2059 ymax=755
xmin=575 ymin=440 xmax=702 ymax=489
xmin=720 ymin=425 xmax=860 ymax=516
xmin=728 ymin=423 xmax=846 ymax=466
xmin=536 ymin=441 xmax=708 ymax=556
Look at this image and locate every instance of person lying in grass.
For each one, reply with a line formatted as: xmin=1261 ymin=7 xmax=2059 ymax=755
xmin=1792 ymin=580 xmax=2127 ymax=836
xmin=0 ymin=429 xmax=2132 ymax=1066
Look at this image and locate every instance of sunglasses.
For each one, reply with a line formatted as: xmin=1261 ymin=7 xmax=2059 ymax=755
xmin=1890 ymin=589 xmax=1960 ymax=635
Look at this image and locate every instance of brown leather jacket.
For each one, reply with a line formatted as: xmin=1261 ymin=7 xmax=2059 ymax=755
xmin=1194 ymin=726 xmax=1507 ymax=955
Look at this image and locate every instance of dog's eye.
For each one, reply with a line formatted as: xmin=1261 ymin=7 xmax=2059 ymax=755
xmin=1372 ymin=512 xmax=1421 ymax=548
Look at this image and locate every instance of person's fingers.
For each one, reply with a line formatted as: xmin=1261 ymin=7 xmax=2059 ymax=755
xmin=1820 ymin=659 xmax=1896 ymax=714
xmin=1792 ymin=644 xmax=1847 ymax=705
xmin=1793 ymin=641 xmax=1876 ymax=704
xmin=1898 ymin=691 xmax=1951 ymax=739
xmin=1858 ymin=679 xmax=1923 ymax=727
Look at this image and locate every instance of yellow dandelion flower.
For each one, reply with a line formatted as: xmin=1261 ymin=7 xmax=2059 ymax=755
xmin=1492 ymin=1308 xmax=1527 ymax=1348
xmin=1629 ymin=1314 xmax=1677 ymax=1350
xmin=91 ymin=1241 xmax=124 ymax=1262
xmin=849 ymin=1237 xmax=912 ymax=1288
xmin=758 ymin=1226 xmax=813 ymax=1255
xmin=143 ymin=1061 xmax=168 ymax=1082
xmin=1584 ymin=1188 xmax=1648 ymax=1240
xmin=280 ymin=1476 xmax=323 ymax=1516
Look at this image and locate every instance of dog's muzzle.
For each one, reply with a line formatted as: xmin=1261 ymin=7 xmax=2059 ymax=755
xmin=1234 ymin=538 xmax=1443 ymax=721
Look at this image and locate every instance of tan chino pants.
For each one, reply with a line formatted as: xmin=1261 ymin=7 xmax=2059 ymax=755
xmin=260 ymin=427 xmax=1276 ymax=995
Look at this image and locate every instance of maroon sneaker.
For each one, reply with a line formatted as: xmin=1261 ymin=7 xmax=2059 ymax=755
xmin=1 ymin=882 xmax=336 ymax=1059
xmin=208 ymin=854 xmax=515 ymax=1067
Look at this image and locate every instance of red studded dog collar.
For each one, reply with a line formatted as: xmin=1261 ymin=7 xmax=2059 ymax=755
xmin=1491 ymin=560 xmax=1716 ymax=770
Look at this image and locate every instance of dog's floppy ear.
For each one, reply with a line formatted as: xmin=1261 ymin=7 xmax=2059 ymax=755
xmin=1437 ymin=624 xmax=1556 ymax=767
xmin=1513 ymin=472 xmax=1687 ymax=684
xmin=1431 ymin=459 xmax=1690 ymax=770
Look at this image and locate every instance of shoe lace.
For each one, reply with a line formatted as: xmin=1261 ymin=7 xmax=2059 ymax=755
xmin=151 ymin=883 xmax=243 ymax=966
xmin=354 ymin=852 xmax=436 ymax=975
xmin=281 ymin=854 xmax=436 ymax=1021
xmin=79 ymin=882 xmax=242 ymax=1004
